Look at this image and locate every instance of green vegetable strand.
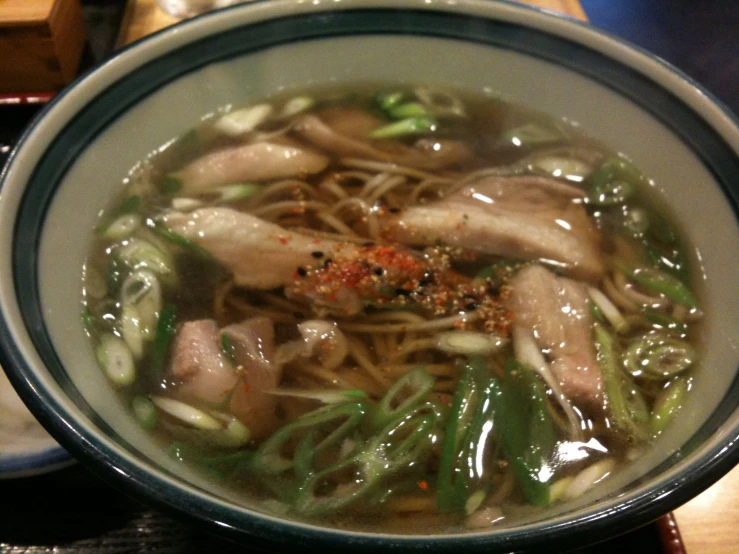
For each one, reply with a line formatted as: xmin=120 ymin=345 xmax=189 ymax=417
xmin=369 ymin=366 xmax=434 ymax=432
xmin=150 ymin=304 xmax=177 ymax=378
xmin=594 ymin=323 xmax=650 ymax=442
xmin=495 ymin=359 xmax=556 ymax=507
xmin=619 ymin=263 xmax=697 ymax=308
xmin=369 ymin=117 xmax=436 ymax=139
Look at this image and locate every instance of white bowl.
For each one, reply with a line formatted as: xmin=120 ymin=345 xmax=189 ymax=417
xmin=0 ymin=0 xmax=737 ymax=551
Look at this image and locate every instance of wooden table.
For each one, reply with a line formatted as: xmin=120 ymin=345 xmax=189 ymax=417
xmin=115 ymin=0 xmax=589 ymax=46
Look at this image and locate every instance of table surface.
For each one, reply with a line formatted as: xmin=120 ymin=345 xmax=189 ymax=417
xmin=1 ymin=0 xmax=737 ymax=552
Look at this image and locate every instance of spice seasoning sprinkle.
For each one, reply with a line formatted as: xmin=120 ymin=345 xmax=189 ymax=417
xmin=286 ymin=242 xmax=512 ymax=335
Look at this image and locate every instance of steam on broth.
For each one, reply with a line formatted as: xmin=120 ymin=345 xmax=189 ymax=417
xmin=82 ymin=84 xmax=701 ymax=533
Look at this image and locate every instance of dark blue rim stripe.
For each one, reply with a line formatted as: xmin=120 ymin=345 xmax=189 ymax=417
xmin=1 ymin=5 xmax=738 ymax=552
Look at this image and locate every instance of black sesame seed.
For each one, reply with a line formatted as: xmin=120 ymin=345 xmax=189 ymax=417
xmin=389 ymin=207 xmax=401 ymax=213
xmin=293 ymin=311 xmax=305 ymax=319
xmin=297 ymin=267 xmax=307 ymax=277
xmin=373 ymin=266 xmax=384 ymax=276
xmin=395 ymin=288 xmax=411 ymax=296
xmin=362 ymin=241 xmax=376 ymax=247
xmin=324 ymin=258 xmax=333 ymax=268
xmin=311 ymin=251 xmax=324 ymax=258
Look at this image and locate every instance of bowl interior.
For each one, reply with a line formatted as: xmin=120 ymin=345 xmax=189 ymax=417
xmin=1 ymin=0 xmax=738 ymax=549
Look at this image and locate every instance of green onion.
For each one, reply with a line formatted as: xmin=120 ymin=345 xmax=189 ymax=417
xmin=594 ymin=323 xmax=650 ymax=442
xmin=280 ymin=96 xmax=314 ymax=118
xmin=368 ymin=117 xmax=436 ymax=139
xmin=387 ymin=102 xmax=430 ymax=119
xmin=117 ymin=238 xmax=175 ymax=279
xmin=97 ymin=333 xmax=136 ymax=387
xmin=588 ymin=300 xmax=605 ymax=322
xmin=369 ymin=366 xmax=434 ymax=432
xmin=215 ymin=183 xmax=261 ymax=203
xmin=495 ymin=359 xmax=556 ymax=507
xmin=95 ymin=195 xmax=142 ymax=235
xmin=436 ymin=358 xmax=489 ymax=511
xmin=120 ymin=305 xmax=144 ymax=359
xmin=622 ymin=207 xmax=650 ymax=238
xmin=361 ymin=406 xmax=440 ymax=483
xmin=293 ymin=432 xmax=316 ymax=484
xmin=587 ymin=286 xmax=629 ymax=334
xmin=131 ymin=396 xmax=157 ymax=430
xmin=159 ymin=175 xmax=184 ymax=194
xmin=648 ymin=211 xmax=678 ymax=245
xmin=456 ymin=381 xmax=499 ymax=513
xmin=80 ymin=307 xmax=95 ymax=333
xmin=150 ymin=304 xmax=177 ymax=378
xmin=151 ymin=396 xmax=222 ymax=430
xmin=375 ymin=91 xmax=404 ymax=112
xmin=249 ymin=401 xmax=369 ymax=475
xmin=121 ymin=269 xmax=162 ymax=338
xmin=644 ymin=241 xmax=690 ymax=284
xmin=102 ymin=214 xmax=141 ymax=240
xmin=435 ymin=331 xmax=508 ymax=356
xmin=642 ymin=308 xmax=688 ymax=335
xmin=213 ymin=104 xmax=274 ymax=137
xmin=651 ymin=377 xmax=689 ymax=434
xmin=221 ymin=332 xmax=236 ymax=365
xmin=586 ymin=156 xmax=642 ymax=206
xmin=294 ymin=456 xmax=374 ymax=517
xmin=529 ymin=155 xmax=593 ymax=181
xmin=499 ymin=122 xmax=567 ymax=148
xmin=266 ymin=388 xmax=368 ymax=404
xmin=148 ymin=218 xmax=212 ymax=258
xmin=619 ymin=264 xmax=697 ymax=308
xmin=623 ymin=333 xmax=696 ymax=380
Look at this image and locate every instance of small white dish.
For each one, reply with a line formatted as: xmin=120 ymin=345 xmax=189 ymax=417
xmin=0 ymin=367 xmax=72 ymax=478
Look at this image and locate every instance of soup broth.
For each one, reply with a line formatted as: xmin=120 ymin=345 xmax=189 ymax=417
xmin=82 ymin=84 xmax=701 ymax=533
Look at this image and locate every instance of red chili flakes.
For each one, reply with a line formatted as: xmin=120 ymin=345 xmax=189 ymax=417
xmin=285 ymin=242 xmax=512 ymax=333
xmin=278 ymin=236 xmax=289 ymax=245
xmin=417 ymin=480 xmax=429 ymax=491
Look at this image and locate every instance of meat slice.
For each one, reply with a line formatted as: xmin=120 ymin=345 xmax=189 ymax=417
xmin=168 ymin=317 xmax=281 ymax=438
xmin=162 ymin=207 xmax=355 ymax=290
xmin=172 ymin=142 xmax=328 ymax=195
xmin=507 ymin=265 xmax=603 ymax=409
xmin=169 ymin=319 xmax=232 ymax=398
xmin=294 ymin=111 xmax=472 ymax=171
xmin=383 ymin=175 xmax=604 ymax=282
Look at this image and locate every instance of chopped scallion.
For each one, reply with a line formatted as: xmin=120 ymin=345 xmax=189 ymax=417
xmin=369 ymin=117 xmax=436 ymax=139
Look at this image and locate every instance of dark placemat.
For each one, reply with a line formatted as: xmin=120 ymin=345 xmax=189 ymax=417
xmin=0 ymin=464 xmax=670 ymax=554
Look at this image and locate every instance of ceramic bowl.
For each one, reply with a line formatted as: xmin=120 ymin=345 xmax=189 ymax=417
xmin=0 ymin=0 xmax=737 ymax=551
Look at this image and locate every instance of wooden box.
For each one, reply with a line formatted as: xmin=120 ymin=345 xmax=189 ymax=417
xmin=0 ymin=0 xmax=87 ymax=94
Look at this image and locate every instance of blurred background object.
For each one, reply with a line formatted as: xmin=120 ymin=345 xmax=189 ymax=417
xmin=156 ymin=0 xmax=250 ymax=18
xmin=0 ymin=0 xmax=86 ymax=94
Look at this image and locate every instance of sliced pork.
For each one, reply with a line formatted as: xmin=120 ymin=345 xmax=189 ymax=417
xmin=383 ymin=175 xmax=604 ymax=282
xmin=163 ymin=207 xmax=353 ymax=290
xmin=173 ymin=142 xmax=329 ymax=195
xmin=507 ymin=265 xmax=603 ymax=409
xmin=162 ymin=207 xmax=365 ymax=315
xmin=168 ymin=317 xmax=281 ymax=438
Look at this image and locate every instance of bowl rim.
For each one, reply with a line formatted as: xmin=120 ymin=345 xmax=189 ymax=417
xmin=0 ymin=0 xmax=738 ymax=551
